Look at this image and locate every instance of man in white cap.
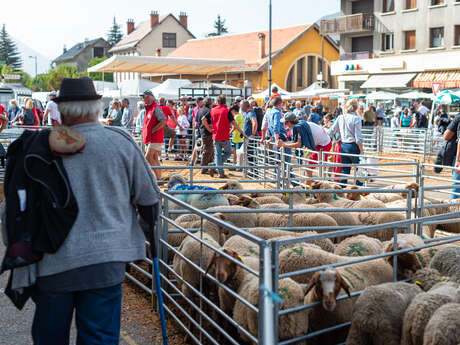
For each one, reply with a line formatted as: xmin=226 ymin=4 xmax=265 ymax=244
xmin=43 ymin=91 xmax=62 ymax=126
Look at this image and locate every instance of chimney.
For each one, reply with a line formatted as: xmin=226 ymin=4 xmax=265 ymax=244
xmin=179 ymin=12 xmax=188 ymax=29
xmin=127 ymin=19 xmax=135 ymax=35
xmin=156 ymin=48 xmax=161 ymax=56
xmin=258 ymin=33 xmax=266 ymax=59
xmin=150 ymin=11 xmax=159 ymax=28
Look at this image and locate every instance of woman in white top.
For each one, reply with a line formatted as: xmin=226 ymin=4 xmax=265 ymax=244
xmin=176 ymin=107 xmax=190 ymax=161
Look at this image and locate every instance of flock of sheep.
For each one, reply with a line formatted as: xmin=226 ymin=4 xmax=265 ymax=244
xmin=164 ymin=174 xmax=460 ymax=345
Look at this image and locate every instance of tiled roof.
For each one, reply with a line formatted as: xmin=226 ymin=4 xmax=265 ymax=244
xmin=168 ymin=25 xmax=311 ymax=71
xmin=109 ymin=14 xmax=194 ymax=53
xmin=54 ymin=38 xmax=101 ymax=62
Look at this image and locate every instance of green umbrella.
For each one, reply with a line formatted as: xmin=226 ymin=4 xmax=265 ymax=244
xmin=435 ymin=90 xmax=460 ymax=105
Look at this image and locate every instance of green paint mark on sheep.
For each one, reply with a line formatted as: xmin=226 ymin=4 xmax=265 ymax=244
xmin=341 ymin=274 xmax=355 ymax=289
xmin=333 ymin=193 xmax=339 ymax=200
xmin=416 ymin=253 xmax=426 ymax=267
xmin=344 ymin=268 xmax=364 ymax=284
xmin=278 ymin=287 xmax=291 ymax=300
xmin=248 ymin=247 xmax=259 ymax=256
xmin=346 ymin=243 xmax=369 ymax=256
xmin=429 ymin=248 xmax=437 ymax=258
xmin=288 ymin=247 xmax=304 ymax=257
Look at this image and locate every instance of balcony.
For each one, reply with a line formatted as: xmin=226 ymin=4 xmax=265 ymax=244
xmin=320 ymin=13 xmax=375 ymax=35
xmin=340 ymin=51 xmax=373 ymax=61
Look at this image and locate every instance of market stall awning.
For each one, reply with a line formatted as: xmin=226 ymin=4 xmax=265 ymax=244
xmin=87 ymin=55 xmax=246 ymax=75
xmin=366 ymin=91 xmax=398 ymax=101
xmin=413 ymin=70 xmax=460 ymax=88
xmin=395 ymin=91 xmax=434 ymax=99
xmin=361 ymin=73 xmax=416 ymax=89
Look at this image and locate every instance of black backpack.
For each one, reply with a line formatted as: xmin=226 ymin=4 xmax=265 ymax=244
xmin=416 ymin=112 xmax=428 ymax=128
xmin=254 ymin=107 xmax=264 ymax=133
xmin=22 ymin=108 xmax=35 ymax=125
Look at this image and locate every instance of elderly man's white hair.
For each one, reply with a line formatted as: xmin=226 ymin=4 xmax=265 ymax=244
xmin=295 ymin=101 xmax=302 ymax=106
xmin=58 ymin=100 xmax=103 ymax=122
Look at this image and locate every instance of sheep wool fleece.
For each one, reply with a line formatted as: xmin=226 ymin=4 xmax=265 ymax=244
xmin=26 ymin=122 xmax=160 ymax=279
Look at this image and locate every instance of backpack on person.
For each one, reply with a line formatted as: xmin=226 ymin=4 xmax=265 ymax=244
xmin=254 ymin=107 xmax=264 ymax=133
xmin=22 ymin=109 xmax=35 ymax=125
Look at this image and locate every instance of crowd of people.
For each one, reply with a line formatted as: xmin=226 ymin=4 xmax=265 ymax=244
xmin=104 ymin=85 xmax=365 ymax=185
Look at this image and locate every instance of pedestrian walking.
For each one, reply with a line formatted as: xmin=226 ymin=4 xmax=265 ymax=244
xmin=108 ymin=101 xmax=122 ymax=126
xmin=443 ymin=113 xmax=460 ymax=199
xmin=141 ymin=90 xmax=166 ymax=179
xmin=328 ymin=99 xmax=363 ymax=186
xmin=43 ymin=91 xmax=62 ymax=126
xmin=159 ymin=96 xmax=177 ymax=160
xmin=376 ymin=102 xmax=385 ymax=126
xmin=176 ymin=107 xmax=190 ymax=161
xmin=121 ymin=98 xmax=134 ymax=128
xmin=8 ymin=77 xmax=161 ymax=345
xmin=211 ymin=95 xmax=245 ymax=178
xmin=231 ymin=104 xmax=244 ymax=166
xmin=293 ymin=101 xmax=306 ymax=121
xmin=195 ymin=97 xmax=216 ymax=174
xmin=363 ymin=104 xmax=376 ymax=126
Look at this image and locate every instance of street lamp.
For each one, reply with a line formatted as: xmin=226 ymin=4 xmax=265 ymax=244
xmin=268 ymin=0 xmax=272 ymax=99
xmin=29 ymin=55 xmax=38 ymax=90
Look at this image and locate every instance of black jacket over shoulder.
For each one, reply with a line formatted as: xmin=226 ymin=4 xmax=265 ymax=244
xmin=1 ymin=129 xmax=78 ymax=309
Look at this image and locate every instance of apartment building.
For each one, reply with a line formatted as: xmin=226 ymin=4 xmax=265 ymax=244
xmin=323 ymin=0 xmax=460 ymax=91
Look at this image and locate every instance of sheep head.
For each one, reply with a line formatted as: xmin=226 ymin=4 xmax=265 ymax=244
xmin=385 ymin=241 xmax=422 ymax=274
xmin=205 ymin=248 xmax=243 ymax=284
xmin=230 ymin=195 xmax=260 ymax=208
xmin=305 ymin=268 xmax=351 ymax=312
xmin=212 ymin=213 xmax=230 ymax=245
xmin=219 ymin=179 xmax=244 ymax=191
xmin=310 ymin=182 xmax=342 ymax=203
xmin=402 ymin=183 xmax=419 ymax=198
xmin=344 ymin=185 xmax=369 ymax=200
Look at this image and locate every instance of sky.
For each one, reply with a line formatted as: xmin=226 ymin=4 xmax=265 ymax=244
xmin=1 ymin=0 xmax=339 ymax=71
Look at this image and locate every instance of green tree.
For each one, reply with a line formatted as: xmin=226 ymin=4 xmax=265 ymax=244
xmin=88 ymin=56 xmax=114 ymax=82
xmin=107 ymin=17 xmax=123 ymax=46
xmin=0 ymin=24 xmax=22 ymax=70
xmin=48 ymin=64 xmax=82 ymax=90
xmin=207 ymin=15 xmax=228 ymax=37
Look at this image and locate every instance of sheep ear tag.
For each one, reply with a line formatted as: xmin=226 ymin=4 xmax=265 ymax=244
xmin=49 ymin=125 xmax=86 ymax=157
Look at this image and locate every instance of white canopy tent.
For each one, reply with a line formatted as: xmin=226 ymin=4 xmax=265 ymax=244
xmin=292 ymin=82 xmax=349 ymax=98
xmin=366 ymin=91 xmax=398 ymax=101
xmin=152 ymin=79 xmax=192 ymax=99
xmin=395 ymin=90 xmax=434 ymax=100
xmin=251 ymin=83 xmax=292 ymax=99
xmin=87 ymin=55 xmax=245 ymax=75
xmin=118 ymin=79 xmax=160 ymax=96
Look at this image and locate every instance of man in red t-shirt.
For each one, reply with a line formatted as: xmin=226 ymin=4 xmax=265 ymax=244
xmin=159 ymin=96 xmax=178 ymax=159
xmin=270 ymin=86 xmax=281 ymax=101
xmin=211 ymin=95 xmax=245 ymax=178
xmin=141 ymin=91 xmax=166 ymax=179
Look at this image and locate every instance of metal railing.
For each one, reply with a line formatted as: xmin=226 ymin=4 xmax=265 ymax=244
xmin=320 ymin=13 xmax=374 ymax=35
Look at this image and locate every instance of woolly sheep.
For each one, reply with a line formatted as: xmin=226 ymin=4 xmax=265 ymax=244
xmin=279 ymin=244 xmax=419 ymax=285
xmin=334 ymin=235 xmax=383 ymax=257
xmin=226 ymin=195 xmax=261 ymax=209
xmin=247 ymin=228 xmax=335 ymax=253
xmin=172 ymin=235 xmax=220 ymax=301
xmin=409 ymin=268 xmax=450 ymax=292
xmin=429 ymin=245 xmax=460 ymax=282
xmin=205 ymin=248 xmax=259 ymax=316
xmin=309 ymin=203 xmax=360 ymax=229
xmin=422 ymin=303 xmax=460 ymax=345
xmin=256 ymin=195 xmax=285 ymax=205
xmin=345 ymin=282 xmax=422 ymax=345
xmin=401 ymin=281 xmax=460 ymax=345
xmin=207 ymin=205 xmax=258 ymax=229
xmin=168 ymin=191 xmax=229 ymax=220
xmin=257 ymin=212 xmax=338 ymax=230
xmin=218 ymin=179 xmax=244 ymax=191
xmin=233 ymin=277 xmax=308 ymax=344
xmin=304 ymin=264 xmax=398 ymax=345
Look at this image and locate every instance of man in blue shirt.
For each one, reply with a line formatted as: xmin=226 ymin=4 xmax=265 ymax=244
xmin=308 ymin=107 xmax=322 ymax=125
xmin=242 ymin=100 xmax=258 ymax=168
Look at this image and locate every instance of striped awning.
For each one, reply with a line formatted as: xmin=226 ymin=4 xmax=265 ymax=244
xmin=413 ymin=70 xmax=460 ymax=88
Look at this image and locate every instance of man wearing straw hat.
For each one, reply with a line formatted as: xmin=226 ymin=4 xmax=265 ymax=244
xmin=9 ymin=77 xmax=161 ymax=345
